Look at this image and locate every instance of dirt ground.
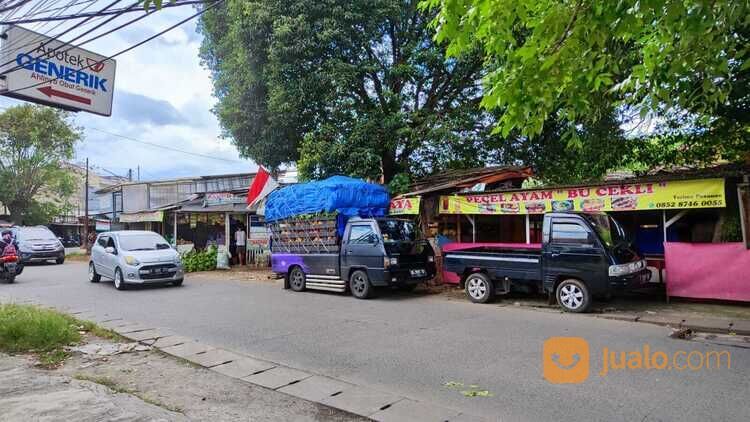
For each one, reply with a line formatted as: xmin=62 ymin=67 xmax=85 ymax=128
xmin=1 ymin=335 xmax=365 ymax=422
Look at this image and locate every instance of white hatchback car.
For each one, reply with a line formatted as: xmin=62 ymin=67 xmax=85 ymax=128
xmin=89 ymin=231 xmax=184 ymax=290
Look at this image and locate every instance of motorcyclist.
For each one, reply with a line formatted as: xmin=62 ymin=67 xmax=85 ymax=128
xmin=0 ymin=229 xmax=18 ymax=255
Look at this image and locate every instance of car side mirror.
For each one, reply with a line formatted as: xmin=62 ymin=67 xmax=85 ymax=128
xmin=105 ymin=246 xmax=116 ymax=255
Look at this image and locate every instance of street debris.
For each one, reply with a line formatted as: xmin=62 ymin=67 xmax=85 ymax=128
xmin=444 ymin=381 xmax=494 ymax=398
xmin=69 ymin=342 xmax=151 ymax=357
xmin=669 ymin=328 xmax=694 ymax=340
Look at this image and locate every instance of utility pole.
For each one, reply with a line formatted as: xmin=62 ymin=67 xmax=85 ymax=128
xmin=83 ymin=158 xmax=90 ymax=254
xmin=137 ymin=165 xmax=140 ymax=181
xmin=128 ymin=168 xmax=132 ymax=181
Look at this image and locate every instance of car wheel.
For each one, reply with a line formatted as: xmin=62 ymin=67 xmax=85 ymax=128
xmin=556 ymin=279 xmax=591 ymax=313
xmin=289 ymin=266 xmax=306 ymax=292
xmin=89 ymin=262 xmax=101 ymax=283
xmin=56 ymin=256 xmax=65 ymax=265
xmin=465 ymin=273 xmax=493 ymax=303
xmin=172 ymin=278 xmax=184 ymax=287
xmin=349 ymin=270 xmax=374 ymax=299
xmin=114 ymin=268 xmax=127 ymax=290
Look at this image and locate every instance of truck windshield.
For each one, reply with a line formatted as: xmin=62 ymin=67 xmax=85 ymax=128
xmin=377 ymin=220 xmax=416 ymax=242
xmin=583 ymin=213 xmax=626 ymax=248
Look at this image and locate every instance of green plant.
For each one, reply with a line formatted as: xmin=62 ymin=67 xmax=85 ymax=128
xmin=180 ymin=246 xmax=218 ymax=272
xmin=721 ymin=212 xmax=743 ymax=242
xmin=0 ymin=304 xmax=81 ymax=353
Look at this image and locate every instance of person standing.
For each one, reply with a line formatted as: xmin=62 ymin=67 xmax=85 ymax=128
xmin=235 ymin=225 xmax=246 ymax=266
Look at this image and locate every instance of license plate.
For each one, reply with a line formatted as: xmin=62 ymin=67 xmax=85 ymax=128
xmin=410 ymin=269 xmax=426 ymax=277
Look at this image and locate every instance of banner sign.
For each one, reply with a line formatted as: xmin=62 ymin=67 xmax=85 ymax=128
xmin=439 ymin=178 xmax=725 ymax=215
xmin=119 ymin=210 xmax=164 ymax=223
xmin=390 ymin=197 xmax=421 ymax=215
xmin=204 ymin=192 xmax=245 ymax=207
xmin=0 ymin=25 xmax=116 ymax=116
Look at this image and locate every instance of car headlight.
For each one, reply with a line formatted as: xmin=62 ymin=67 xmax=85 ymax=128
xmin=173 ymin=255 xmax=182 ymax=264
xmin=124 ymin=256 xmax=140 ymax=266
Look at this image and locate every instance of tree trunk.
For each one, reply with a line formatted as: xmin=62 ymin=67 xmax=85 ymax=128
xmin=380 ymin=150 xmax=398 ymax=184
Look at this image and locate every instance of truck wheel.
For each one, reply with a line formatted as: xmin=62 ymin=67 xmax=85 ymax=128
xmin=556 ymin=279 xmax=591 ymax=313
xmin=289 ymin=267 xmax=306 ymax=292
xmin=349 ymin=270 xmax=374 ymax=299
xmin=465 ymin=273 xmax=493 ymax=303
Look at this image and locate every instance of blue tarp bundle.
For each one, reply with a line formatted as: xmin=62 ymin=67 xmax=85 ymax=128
xmin=264 ymin=176 xmax=390 ymax=223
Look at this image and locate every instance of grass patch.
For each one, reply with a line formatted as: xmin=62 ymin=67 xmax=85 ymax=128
xmin=0 ymin=304 xmax=122 ymax=367
xmin=0 ymin=304 xmax=81 ymax=353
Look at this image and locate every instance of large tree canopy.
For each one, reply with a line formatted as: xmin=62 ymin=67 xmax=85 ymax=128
xmin=198 ymin=0 xmax=493 ymax=182
xmin=0 ymin=105 xmax=79 ymax=225
xmin=422 ymin=0 xmax=750 ymax=163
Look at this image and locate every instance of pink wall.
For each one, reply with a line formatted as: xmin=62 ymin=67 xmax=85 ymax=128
xmin=665 ymin=242 xmax=750 ymax=302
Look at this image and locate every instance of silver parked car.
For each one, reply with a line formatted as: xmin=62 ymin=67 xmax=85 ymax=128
xmin=89 ymin=231 xmax=184 ymax=290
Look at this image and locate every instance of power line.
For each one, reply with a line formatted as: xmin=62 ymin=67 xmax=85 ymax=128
xmin=0 ymin=0 xmax=123 ymax=73
xmin=1 ymin=0 xmax=223 ymax=94
xmin=1 ymin=0 xmax=208 ymax=24
xmin=86 ymin=126 xmax=245 ymax=164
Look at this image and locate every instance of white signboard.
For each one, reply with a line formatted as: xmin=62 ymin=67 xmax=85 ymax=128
xmin=0 ymin=25 xmax=116 ymax=116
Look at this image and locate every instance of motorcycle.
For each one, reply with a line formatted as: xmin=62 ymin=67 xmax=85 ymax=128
xmin=1 ymin=244 xmax=19 ymax=284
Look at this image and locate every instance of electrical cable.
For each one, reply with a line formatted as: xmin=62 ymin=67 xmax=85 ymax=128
xmin=2 ymin=0 xmax=223 ymax=95
xmin=86 ymin=126 xmax=246 ymax=164
xmin=1 ymin=0 xmax=209 ymax=24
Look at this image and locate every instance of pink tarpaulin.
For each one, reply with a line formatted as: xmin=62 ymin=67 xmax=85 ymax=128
xmin=441 ymin=242 xmax=541 ymax=284
xmin=665 ymin=242 xmax=750 ymax=302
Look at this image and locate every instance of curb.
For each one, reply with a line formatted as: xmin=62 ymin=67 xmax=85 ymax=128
xmin=594 ymin=313 xmax=750 ymax=336
xmin=60 ymin=309 xmax=490 ymax=422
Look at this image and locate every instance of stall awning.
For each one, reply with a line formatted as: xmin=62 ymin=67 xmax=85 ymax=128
xmin=119 ymin=210 xmax=164 ymax=223
xmin=439 ymin=178 xmax=726 ymax=215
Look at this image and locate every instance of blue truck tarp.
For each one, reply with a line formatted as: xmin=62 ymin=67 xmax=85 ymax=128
xmin=264 ymin=176 xmax=390 ymax=223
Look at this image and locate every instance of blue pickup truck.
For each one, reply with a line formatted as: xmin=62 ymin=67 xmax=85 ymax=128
xmin=443 ymin=212 xmax=651 ymax=312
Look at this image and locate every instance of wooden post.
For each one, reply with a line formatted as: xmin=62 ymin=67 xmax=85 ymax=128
xmin=173 ymin=212 xmax=178 ymax=247
xmin=738 ymin=181 xmax=750 ymax=248
xmin=456 ymin=214 xmax=461 ymax=243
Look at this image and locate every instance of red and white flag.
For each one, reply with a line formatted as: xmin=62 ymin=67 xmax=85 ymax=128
xmin=246 ymin=167 xmax=279 ymax=207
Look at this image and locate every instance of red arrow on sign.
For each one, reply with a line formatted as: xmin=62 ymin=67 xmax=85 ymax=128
xmin=37 ymin=86 xmax=92 ymax=105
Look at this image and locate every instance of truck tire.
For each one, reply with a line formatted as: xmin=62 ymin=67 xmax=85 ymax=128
xmin=556 ymin=279 xmax=591 ymax=313
xmin=349 ymin=270 xmax=374 ymax=299
xmin=465 ymin=273 xmax=494 ymax=303
xmin=289 ymin=267 xmax=306 ymax=292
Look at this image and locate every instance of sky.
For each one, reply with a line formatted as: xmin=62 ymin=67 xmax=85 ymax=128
xmin=0 ymin=2 xmax=258 ymax=181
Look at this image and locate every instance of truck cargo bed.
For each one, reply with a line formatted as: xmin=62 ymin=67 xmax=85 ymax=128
xmin=443 ymin=246 xmax=542 ymax=283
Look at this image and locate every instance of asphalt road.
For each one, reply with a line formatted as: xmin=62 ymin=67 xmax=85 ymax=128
xmin=5 ymin=262 xmax=750 ymax=421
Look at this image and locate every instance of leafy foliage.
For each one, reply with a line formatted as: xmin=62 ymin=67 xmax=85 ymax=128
xmin=0 ymin=105 xmax=79 ymax=225
xmin=422 ymin=1 xmax=749 ymax=142
xmin=387 ymin=173 xmax=412 ymax=196
xmin=198 ymin=0 xmax=493 ymax=182
xmin=181 ymin=246 xmax=217 ymax=272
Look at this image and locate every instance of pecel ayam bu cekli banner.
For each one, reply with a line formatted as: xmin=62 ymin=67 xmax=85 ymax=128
xmin=439 ymin=178 xmax=725 ymax=215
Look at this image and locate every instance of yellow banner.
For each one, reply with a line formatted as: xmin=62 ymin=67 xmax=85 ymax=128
xmin=439 ymin=178 xmax=725 ymax=215
xmin=390 ymin=197 xmax=421 ymax=215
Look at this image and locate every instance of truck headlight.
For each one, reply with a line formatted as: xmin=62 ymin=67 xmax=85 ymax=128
xmin=384 ymin=257 xmax=398 ymax=268
xmin=609 ymin=260 xmax=645 ymax=277
xmin=427 ymin=255 xmax=434 ymax=263
xmin=124 ymin=256 xmax=140 ymax=266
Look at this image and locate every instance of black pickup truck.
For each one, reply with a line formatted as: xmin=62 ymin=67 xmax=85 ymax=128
xmin=443 ymin=212 xmax=651 ymax=312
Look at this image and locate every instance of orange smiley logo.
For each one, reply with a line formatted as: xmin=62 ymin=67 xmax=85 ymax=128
xmin=543 ymin=337 xmax=590 ymax=384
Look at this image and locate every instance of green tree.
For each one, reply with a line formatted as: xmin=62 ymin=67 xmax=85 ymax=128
xmin=422 ymin=0 xmax=750 ymax=162
xmin=0 ymin=105 xmax=79 ymax=225
xmin=198 ymin=0 xmax=491 ymax=182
